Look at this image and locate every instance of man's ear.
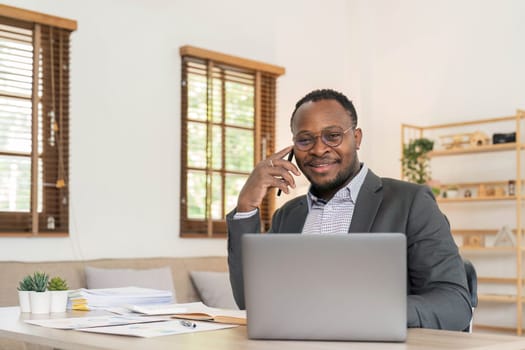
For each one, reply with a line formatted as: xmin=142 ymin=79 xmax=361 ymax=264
xmin=354 ymin=128 xmax=363 ymax=150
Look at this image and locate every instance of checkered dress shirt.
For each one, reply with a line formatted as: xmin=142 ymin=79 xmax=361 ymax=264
xmin=302 ymin=164 xmax=368 ymax=234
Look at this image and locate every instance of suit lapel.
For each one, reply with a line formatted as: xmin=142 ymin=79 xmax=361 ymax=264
xmin=349 ymin=170 xmax=383 ymax=233
xmin=283 ymin=196 xmax=308 ymax=233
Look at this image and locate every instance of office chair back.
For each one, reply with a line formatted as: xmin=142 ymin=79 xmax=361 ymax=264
xmin=463 ymin=259 xmax=477 ymax=332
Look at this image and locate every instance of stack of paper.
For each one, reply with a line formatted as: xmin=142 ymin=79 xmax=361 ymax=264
xmin=68 ymin=287 xmax=173 ymax=311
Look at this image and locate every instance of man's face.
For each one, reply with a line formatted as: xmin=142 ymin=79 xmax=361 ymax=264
xmin=291 ymin=99 xmax=362 ymax=199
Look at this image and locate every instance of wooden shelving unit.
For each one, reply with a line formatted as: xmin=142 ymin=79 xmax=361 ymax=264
xmin=401 ymin=110 xmax=525 ymax=334
xmin=478 ymin=294 xmax=520 ymax=303
xmin=438 ymin=195 xmax=522 ymax=203
xmin=429 ymin=142 xmax=525 ymax=156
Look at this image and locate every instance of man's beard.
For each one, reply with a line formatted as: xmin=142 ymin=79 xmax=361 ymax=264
xmin=301 ymin=157 xmax=358 ymax=197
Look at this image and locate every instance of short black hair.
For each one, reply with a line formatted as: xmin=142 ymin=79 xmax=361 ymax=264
xmin=290 ymin=89 xmax=357 ymax=129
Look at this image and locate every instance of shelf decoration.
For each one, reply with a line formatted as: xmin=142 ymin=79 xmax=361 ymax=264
xmin=439 ymin=131 xmax=490 ymax=150
xmin=493 ymin=225 xmax=516 ymax=247
xmin=469 ymin=131 xmax=491 ymax=147
xmin=508 ymin=180 xmax=516 ymax=196
xmin=493 ymin=132 xmax=516 ymax=144
xmin=443 ymin=186 xmax=459 ymax=198
xmin=463 ymin=234 xmax=485 ymax=248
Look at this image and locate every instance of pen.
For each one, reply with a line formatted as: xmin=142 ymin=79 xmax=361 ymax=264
xmin=180 ymin=320 xmax=197 ymax=328
xmin=277 ymin=149 xmax=294 ymax=197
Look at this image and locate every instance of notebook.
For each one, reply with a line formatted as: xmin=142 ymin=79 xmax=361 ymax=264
xmin=242 ymin=233 xmax=407 ymax=341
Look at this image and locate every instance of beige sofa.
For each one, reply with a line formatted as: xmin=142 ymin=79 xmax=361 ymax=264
xmin=0 ymin=256 xmax=228 ymax=350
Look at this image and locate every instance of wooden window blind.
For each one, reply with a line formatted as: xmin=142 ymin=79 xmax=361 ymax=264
xmin=180 ymin=46 xmax=285 ymax=237
xmin=0 ymin=5 xmax=76 ymax=236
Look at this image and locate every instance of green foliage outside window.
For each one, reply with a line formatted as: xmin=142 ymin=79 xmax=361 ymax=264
xmin=185 ymin=72 xmax=255 ymax=221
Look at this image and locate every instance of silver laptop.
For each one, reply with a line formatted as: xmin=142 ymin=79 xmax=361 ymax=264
xmin=242 ymin=233 xmax=407 ymax=341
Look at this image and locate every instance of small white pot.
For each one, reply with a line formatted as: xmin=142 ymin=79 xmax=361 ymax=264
xmin=18 ymin=290 xmax=31 ymax=313
xmin=30 ymin=291 xmax=51 ymax=314
xmin=447 ymin=190 xmax=459 ymax=198
xmin=49 ymin=290 xmax=69 ymax=313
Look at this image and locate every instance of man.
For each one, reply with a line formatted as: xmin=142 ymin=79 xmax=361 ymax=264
xmin=227 ymin=89 xmax=472 ymax=331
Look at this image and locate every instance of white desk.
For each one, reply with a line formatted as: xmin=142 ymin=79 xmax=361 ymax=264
xmin=1 ymin=307 xmax=525 ymax=350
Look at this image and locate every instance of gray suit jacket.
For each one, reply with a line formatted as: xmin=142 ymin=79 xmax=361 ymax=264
xmin=227 ymin=169 xmax=472 ymax=331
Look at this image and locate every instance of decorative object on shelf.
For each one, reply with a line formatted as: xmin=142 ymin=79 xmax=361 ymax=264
xmin=439 ymin=133 xmax=470 ymax=149
xmin=48 ymin=276 xmax=69 ymax=313
xmin=17 ymin=274 xmax=34 ymax=313
xmin=445 ymin=186 xmax=459 ymax=198
xmin=464 ymin=189 xmax=472 ymax=198
xmin=401 ymin=137 xmax=434 ymax=184
xmin=478 ymin=184 xmax=486 ymax=197
xmin=492 ymin=132 xmax=516 ymax=144
xmin=469 ymin=131 xmax=490 ymax=147
xmin=463 ymin=234 xmax=485 ymax=248
xmin=494 ymin=187 xmax=506 ymax=197
xmin=479 ymin=184 xmax=496 ymax=197
xmin=485 ymin=186 xmax=495 ymax=197
xmin=508 ymin=180 xmax=516 ymax=196
xmin=29 ymin=271 xmax=50 ymax=314
xmin=439 ymin=131 xmax=490 ymax=150
xmin=493 ymin=225 xmax=516 ymax=247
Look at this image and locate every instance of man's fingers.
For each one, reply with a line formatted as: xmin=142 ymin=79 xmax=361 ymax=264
xmin=274 ymin=168 xmax=296 ymax=189
xmin=271 ymin=145 xmax=294 ymax=159
xmin=266 ymin=146 xmax=300 ymax=176
xmin=276 ymin=159 xmax=301 ymax=176
xmin=272 ymin=177 xmax=292 ymax=194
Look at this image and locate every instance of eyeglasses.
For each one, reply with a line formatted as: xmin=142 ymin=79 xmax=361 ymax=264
xmin=293 ymin=126 xmax=354 ymax=151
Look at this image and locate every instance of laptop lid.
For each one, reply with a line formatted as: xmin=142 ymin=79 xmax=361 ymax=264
xmin=242 ymin=233 xmax=407 ymax=341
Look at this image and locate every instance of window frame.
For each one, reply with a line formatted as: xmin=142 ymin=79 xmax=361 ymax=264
xmin=0 ymin=5 xmax=76 ymax=237
xmin=180 ymin=46 xmax=285 ymax=238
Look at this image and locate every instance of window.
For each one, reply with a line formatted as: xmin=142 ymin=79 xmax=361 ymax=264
xmin=0 ymin=5 xmax=76 ymax=235
xmin=180 ymin=46 xmax=285 ymax=237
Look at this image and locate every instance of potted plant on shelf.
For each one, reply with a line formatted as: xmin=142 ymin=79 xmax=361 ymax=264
xmin=29 ymin=271 xmax=50 ymax=314
xmin=17 ymin=275 xmax=34 ymax=313
xmin=401 ymin=138 xmax=434 ymax=185
xmin=48 ymin=276 xmax=69 ymax=313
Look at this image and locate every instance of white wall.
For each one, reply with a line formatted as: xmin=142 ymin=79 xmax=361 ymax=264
xmin=0 ymin=0 xmax=352 ymax=261
xmin=355 ymin=0 xmax=525 ymax=178
xmin=1 ymin=0 xmax=524 ymax=262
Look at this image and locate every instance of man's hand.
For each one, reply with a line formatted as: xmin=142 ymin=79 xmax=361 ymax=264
xmin=236 ymin=146 xmax=301 ymax=212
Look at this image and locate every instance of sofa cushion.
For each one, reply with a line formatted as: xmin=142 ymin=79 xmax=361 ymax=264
xmin=85 ymin=266 xmax=176 ymax=301
xmin=0 ymin=256 xmax=228 ymax=307
xmin=190 ymin=271 xmax=238 ymax=309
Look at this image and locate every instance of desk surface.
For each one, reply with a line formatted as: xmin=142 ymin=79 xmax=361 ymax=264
xmin=1 ymin=307 xmax=525 ymax=350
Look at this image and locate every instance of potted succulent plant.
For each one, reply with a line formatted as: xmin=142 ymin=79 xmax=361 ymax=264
xmin=29 ymin=271 xmax=50 ymax=314
xmin=48 ymin=276 xmax=69 ymax=313
xmin=17 ymin=275 xmax=34 ymax=312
